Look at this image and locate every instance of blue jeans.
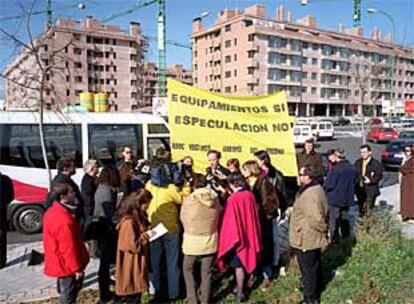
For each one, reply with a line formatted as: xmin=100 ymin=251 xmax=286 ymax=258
xmin=262 ymin=218 xmax=281 ymax=279
xmin=149 ymin=232 xmax=180 ymax=300
xmin=272 ymin=218 xmax=280 ymax=266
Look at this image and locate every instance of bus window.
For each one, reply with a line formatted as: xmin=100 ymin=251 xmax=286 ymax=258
xmin=148 ymin=123 xmax=169 ymax=134
xmin=147 ymin=137 xmax=170 ymax=159
xmin=0 ymin=124 xmax=82 ymax=169
xmin=88 ymin=124 xmax=143 ymax=165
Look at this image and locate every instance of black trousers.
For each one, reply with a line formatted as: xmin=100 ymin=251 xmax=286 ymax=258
xmin=119 ymin=293 xmax=142 ymax=304
xmin=57 ymin=275 xmax=84 ymax=304
xmin=98 ymin=230 xmax=117 ymax=301
xmin=356 ymin=188 xmax=377 ymax=217
xmin=329 ymin=206 xmax=350 ymax=244
xmin=0 ymin=210 xmax=7 ymax=268
xmin=296 ymin=248 xmax=322 ymax=303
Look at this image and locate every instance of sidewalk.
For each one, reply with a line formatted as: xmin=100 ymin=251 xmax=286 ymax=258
xmin=0 ymin=184 xmax=411 ymax=303
xmin=0 ymin=242 xmax=100 ymax=304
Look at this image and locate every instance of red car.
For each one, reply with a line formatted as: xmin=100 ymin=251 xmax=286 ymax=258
xmin=367 ymin=127 xmax=398 ymax=143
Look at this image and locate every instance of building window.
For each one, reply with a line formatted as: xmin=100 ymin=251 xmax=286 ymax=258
xmin=312 ymin=44 xmax=318 ymax=51
xmin=225 ymin=24 xmax=231 ymax=32
xmin=194 ymin=50 xmax=198 ymax=58
xmin=311 ymin=87 xmax=317 ymax=94
xmin=234 ymin=54 xmax=237 ymax=61
xmin=225 ymin=55 xmax=231 ymax=63
xmin=248 ymin=67 xmax=254 ymax=75
xmin=66 ymin=75 xmax=70 ymax=82
xmin=131 ymin=80 xmax=137 ymax=86
xmin=75 ymin=76 xmax=82 ymax=82
xmin=113 ymin=66 xmax=117 ymax=72
xmin=225 ymin=40 xmax=231 ymax=48
xmin=248 ymin=34 xmax=255 ymax=42
xmin=234 ymin=85 xmax=237 ymax=92
xmin=113 ymin=53 xmax=117 ymax=59
xmin=131 ymin=67 xmax=137 ymax=73
xmin=311 ymin=73 xmax=317 ymax=80
xmin=75 ymin=62 xmax=82 ymax=68
xmin=312 ymin=58 xmax=318 ymax=65
xmin=112 ymin=39 xmax=117 ymax=45
xmin=234 ymin=38 xmax=237 ymax=46
xmin=302 ymin=87 xmax=307 ymax=93
xmin=234 ymin=70 xmax=237 ymax=77
xmin=74 ymin=48 xmax=82 ymax=55
xmin=225 ymin=71 xmax=231 ymax=78
xmin=225 ymin=86 xmax=231 ymax=93
xmin=248 ymin=51 xmax=255 ymax=58
xmin=66 ymin=89 xmax=70 ymax=96
xmin=65 ymin=61 xmax=69 ymax=68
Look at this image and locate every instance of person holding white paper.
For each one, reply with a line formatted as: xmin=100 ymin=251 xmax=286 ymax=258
xmin=115 ymin=189 xmax=152 ymax=304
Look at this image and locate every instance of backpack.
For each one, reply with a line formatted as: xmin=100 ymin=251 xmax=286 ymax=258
xmin=150 ymin=162 xmax=184 ymax=186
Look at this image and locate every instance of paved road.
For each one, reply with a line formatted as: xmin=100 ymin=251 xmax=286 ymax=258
xmin=9 ymin=136 xmax=399 ymax=245
xmin=312 ymin=136 xmax=399 ymax=187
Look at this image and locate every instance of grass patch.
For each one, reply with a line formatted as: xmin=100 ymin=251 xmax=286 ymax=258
xmin=29 ymin=211 xmax=414 ymax=304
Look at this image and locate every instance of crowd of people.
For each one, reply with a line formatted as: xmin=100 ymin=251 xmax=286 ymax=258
xmin=0 ymin=139 xmax=413 ymax=304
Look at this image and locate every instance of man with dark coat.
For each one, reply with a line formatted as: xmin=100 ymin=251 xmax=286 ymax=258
xmin=354 ymin=145 xmax=383 ymax=217
xmin=324 ymin=149 xmax=358 ymax=244
xmin=45 ymin=158 xmax=84 ymax=224
xmin=290 ymin=165 xmax=328 ymax=304
xmin=297 ymin=139 xmax=324 ymax=184
xmin=0 ymin=172 xmax=14 ymax=269
xmin=81 ymin=160 xmax=98 ymax=219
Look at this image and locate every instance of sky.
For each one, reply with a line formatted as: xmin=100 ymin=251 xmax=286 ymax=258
xmin=0 ymin=0 xmax=413 ymax=74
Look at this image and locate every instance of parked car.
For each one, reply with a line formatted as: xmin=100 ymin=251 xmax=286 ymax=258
xmin=398 ymin=130 xmax=414 ymax=140
xmin=381 ymin=139 xmax=414 ymax=169
xmin=333 ymin=117 xmax=351 ymax=126
xmin=294 ymin=125 xmax=313 ymax=146
xmin=367 ymin=127 xmax=398 ymax=143
xmin=310 ymin=121 xmax=334 ymax=140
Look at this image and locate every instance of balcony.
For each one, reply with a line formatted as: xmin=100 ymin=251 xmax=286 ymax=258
xmin=247 ymin=43 xmax=259 ymax=52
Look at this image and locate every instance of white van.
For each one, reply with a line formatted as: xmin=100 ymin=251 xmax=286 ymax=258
xmin=294 ymin=125 xmax=313 ymax=146
xmin=310 ymin=121 xmax=334 ymax=140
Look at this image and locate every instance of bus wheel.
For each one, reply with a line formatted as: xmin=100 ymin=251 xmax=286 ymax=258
xmin=12 ymin=206 xmax=44 ymax=234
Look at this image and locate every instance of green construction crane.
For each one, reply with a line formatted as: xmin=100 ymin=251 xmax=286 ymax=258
xmin=157 ymin=0 xmax=166 ymax=97
xmin=301 ymin=0 xmax=362 ymax=27
xmin=353 ymin=0 xmax=361 ymax=26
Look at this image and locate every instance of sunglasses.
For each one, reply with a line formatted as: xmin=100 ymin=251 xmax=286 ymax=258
xmin=124 ymin=151 xmax=133 ymax=154
xmin=299 ymin=173 xmax=307 ymax=176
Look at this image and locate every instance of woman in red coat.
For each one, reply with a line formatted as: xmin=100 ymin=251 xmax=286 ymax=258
xmin=400 ymin=145 xmax=414 ymax=221
xmin=217 ymin=173 xmax=262 ymax=302
xmin=43 ymin=182 xmax=90 ymax=304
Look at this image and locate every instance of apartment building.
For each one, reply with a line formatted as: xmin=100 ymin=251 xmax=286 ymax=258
xmin=4 ymin=17 xmax=147 ymax=111
xmin=191 ymin=4 xmax=414 ymax=116
xmin=143 ymin=63 xmax=192 ymax=106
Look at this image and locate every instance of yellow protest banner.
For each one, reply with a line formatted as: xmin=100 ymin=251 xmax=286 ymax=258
xmin=168 ymin=79 xmax=297 ymax=176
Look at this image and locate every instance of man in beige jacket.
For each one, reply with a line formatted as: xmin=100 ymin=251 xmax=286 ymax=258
xmin=290 ymin=165 xmax=328 ymax=304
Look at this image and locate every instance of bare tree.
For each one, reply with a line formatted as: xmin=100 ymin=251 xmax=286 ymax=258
xmin=350 ymin=53 xmax=383 ymax=144
xmin=0 ymin=1 xmax=77 ymax=188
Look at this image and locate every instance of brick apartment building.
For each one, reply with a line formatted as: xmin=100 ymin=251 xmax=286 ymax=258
xmin=4 ymin=17 xmax=147 ymax=111
xmin=143 ymin=63 xmax=192 ymax=106
xmin=191 ymin=4 xmax=414 ymax=116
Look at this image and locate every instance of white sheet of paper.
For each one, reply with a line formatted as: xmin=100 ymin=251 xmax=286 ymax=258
xmin=147 ymin=223 xmax=168 ymax=242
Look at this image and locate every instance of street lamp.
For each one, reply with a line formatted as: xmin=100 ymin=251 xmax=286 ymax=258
xmin=367 ymin=7 xmax=396 ymax=117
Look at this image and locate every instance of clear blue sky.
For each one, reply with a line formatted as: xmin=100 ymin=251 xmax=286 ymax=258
xmin=0 ymin=0 xmax=413 ymax=73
